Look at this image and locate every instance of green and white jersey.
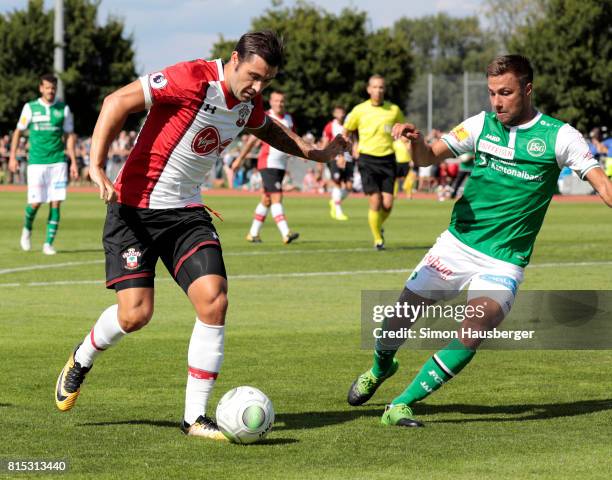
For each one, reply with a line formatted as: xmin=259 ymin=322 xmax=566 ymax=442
xmin=441 ymin=111 xmax=599 ymax=267
xmin=17 ymin=98 xmax=74 ymax=165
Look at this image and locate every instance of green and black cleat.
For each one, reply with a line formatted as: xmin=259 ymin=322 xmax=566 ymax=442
xmin=347 ymin=358 xmax=399 ymax=406
xmin=381 ymin=403 xmax=424 ymax=427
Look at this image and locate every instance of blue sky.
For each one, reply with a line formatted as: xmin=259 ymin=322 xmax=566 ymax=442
xmin=1 ymin=0 xmax=486 ymax=74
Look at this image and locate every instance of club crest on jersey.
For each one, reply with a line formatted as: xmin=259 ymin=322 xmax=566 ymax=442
xmin=236 ymin=105 xmax=250 ymax=127
xmin=527 ymin=138 xmax=546 ymax=157
xmin=191 ymin=126 xmax=232 ymax=156
xmin=122 ymin=248 xmax=142 ymax=270
xmin=150 ymin=72 xmax=168 ymax=89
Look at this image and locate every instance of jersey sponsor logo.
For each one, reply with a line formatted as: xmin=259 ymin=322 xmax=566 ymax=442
xmin=32 ymin=114 xmax=51 ymax=123
xmin=477 ymin=139 xmax=514 ymax=160
xmin=191 ymin=126 xmax=232 ymax=157
xmin=236 ymin=105 xmax=250 ymax=127
xmin=526 ymin=138 xmax=546 ymax=157
xmin=122 ymin=247 xmax=142 ymax=270
xmin=477 ymin=274 xmax=518 ymax=295
xmin=424 ymin=254 xmax=453 ymax=280
xmin=150 ymin=72 xmax=168 ymax=89
xmin=450 ymin=124 xmax=469 ymax=142
xmin=489 ymin=161 xmax=544 ymax=182
xmin=485 ymin=133 xmax=500 ymax=142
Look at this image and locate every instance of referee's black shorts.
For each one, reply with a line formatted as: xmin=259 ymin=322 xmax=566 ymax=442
xmin=357 ymin=153 xmax=396 ymax=194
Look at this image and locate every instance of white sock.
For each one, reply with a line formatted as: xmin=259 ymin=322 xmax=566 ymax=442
xmin=332 ymin=187 xmax=343 ymax=216
xmin=184 ymin=319 xmax=225 ymax=424
xmin=75 ymin=305 xmax=127 ymax=368
xmin=249 ymin=203 xmax=268 ymax=237
xmin=271 ymin=202 xmax=290 ymax=237
xmin=340 ymin=188 xmax=349 ymax=200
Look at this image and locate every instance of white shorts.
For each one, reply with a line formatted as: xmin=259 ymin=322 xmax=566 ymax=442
xmin=418 ymin=166 xmax=434 ymax=177
xmin=27 ymin=162 xmax=68 ymax=203
xmin=406 ymin=230 xmax=524 ymax=315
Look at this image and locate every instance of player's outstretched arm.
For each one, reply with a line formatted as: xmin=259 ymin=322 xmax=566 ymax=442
xmin=392 ymin=122 xmax=450 ymax=167
xmin=89 ymin=80 xmax=146 ymax=203
xmin=7 ymin=128 xmax=22 ymax=173
xmin=586 ymin=168 xmax=612 ymax=207
xmin=66 ymin=133 xmax=79 ymax=180
xmin=248 ymin=117 xmax=349 ymax=163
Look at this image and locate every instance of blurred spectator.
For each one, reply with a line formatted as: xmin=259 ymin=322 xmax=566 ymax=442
xmin=302 ymin=168 xmax=319 ymax=193
xmin=450 ymin=152 xmax=475 ymax=199
xmin=282 ymin=170 xmax=299 ymax=192
xmin=16 ymin=137 xmax=28 ymax=184
xmin=0 ymin=134 xmax=11 ymax=184
xmin=78 ymin=136 xmax=92 ymax=185
xmin=418 ymin=129 xmax=443 ymax=192
xmin=588 ymin=127 xmax=607 ymax=160
xmin=303 ymin=164 xmax=327 ymax=193
xmin=106 ymin=130 xmax=131 ymax=182
xmin=242 ymin=168 xmax=262 ymax=192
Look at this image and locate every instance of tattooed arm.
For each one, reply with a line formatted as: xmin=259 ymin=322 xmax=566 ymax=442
xmin=247 ymin=116 xmax=348 ymax=163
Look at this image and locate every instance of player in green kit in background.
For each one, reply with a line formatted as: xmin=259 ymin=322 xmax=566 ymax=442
xmin=9 ymin=74 xmax=78 ymax=255
xmin=347 ymin=55 xmax=612 ymax=427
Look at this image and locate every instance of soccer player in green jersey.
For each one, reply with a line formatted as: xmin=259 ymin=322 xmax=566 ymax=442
xmin=347 ymin=55 xmax=612 ymax=427
xmin=8 ymin=74 xmax=78 ymax=255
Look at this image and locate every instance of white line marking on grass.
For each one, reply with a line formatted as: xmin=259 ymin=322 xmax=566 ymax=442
xmin=528 ymin=261 xmax=612 ymax=268
xmin=0 ymin=260 xmax=104 ymax=275
xmin=0 ymin=247 xmax=379 ymax=275
xmin=0 ymin=261 xmax=611 ymax=288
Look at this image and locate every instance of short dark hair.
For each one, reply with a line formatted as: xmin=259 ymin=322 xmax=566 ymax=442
xmin=40 ymin=73 xmax=58 ymax=85
xmin=235 ymin=30 xmax=284 ymax=68
xmin=486 ymin=55 xmax=533 ymax=88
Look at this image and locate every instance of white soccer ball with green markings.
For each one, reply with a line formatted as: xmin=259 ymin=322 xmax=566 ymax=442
xmin=216 ymin=386 xmax=274 ymax=444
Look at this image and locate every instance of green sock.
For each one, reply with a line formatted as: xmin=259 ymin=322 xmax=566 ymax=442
xmin=392 ymin=338 xmax=475 ymax=406
xmin=24 ymin=204 xmax=39 ymax=230
xmin=45 ymin=206 xmax=60 ymax=245
xmin=371 ymin=348 xmax=396 ymax=378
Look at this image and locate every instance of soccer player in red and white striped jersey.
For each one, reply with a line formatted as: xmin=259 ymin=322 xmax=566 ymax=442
xmin=54 ymin=31 xmax=348 ymax=439
xmin=322 ymin=105 xmax=354 ymax=221
xmin=232 ymin=91 xmax=299 ymax=244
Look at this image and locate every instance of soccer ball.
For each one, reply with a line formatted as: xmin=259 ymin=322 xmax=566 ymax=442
xmin=216 ymin=386 xmax=274 ymax=444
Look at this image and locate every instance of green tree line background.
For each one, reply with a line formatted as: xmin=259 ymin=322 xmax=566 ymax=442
xmin=0 ymin=0 xmax=609 ymax=135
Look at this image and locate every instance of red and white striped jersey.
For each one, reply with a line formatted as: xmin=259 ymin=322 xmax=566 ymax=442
xmin=115 ymin=58 xmax=266 ymax=208
xmin=322 ymin=119 xmax=343 ymax=142
xmin=323 ymin=118 xmax=352 ymax=162
xmin=257 ymin=110 xmax=295 ymax=170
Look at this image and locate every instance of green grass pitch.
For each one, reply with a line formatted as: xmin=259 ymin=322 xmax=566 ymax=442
xmin=0 ymin=190 xmax=611 ymax=479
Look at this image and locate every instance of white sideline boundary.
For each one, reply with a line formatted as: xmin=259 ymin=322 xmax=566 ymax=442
xmin=0 ymin=261 xmax=611 ymax=288
xmin=0 ymin=247 xmax=378 ymax=276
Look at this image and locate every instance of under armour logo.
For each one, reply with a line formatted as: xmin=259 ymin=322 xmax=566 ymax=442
xmin=203 ymin=103 xmax=217 ymax=114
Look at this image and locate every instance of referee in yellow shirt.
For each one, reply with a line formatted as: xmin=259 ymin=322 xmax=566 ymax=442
xmin=344 ymin=75 xmax=405 ymax=249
